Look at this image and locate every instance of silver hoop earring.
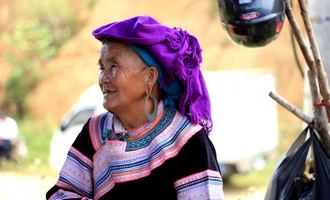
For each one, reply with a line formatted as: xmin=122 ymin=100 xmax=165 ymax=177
xmin=144 ymin=94 xmax=158 ymax=122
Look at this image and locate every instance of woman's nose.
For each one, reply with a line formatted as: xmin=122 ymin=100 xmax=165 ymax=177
xmin=100 ymin=69 xmax=111 ymax=83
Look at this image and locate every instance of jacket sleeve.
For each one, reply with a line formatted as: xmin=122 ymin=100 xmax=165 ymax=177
xmin=173 ymin=130 xmax=225 ymax=200
xmin=46 ymin=119 xmax=95 ymax=200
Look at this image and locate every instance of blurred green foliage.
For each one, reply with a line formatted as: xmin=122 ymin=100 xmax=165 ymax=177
xmin=1 ymin=0 xmax=80 ymax=118
xmin=0 ymin=0 xmax=97 ymax=174
xmin=85 ymin=0 xmax=97 ymax=8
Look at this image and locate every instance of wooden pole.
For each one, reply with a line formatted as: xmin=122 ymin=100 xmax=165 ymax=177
xmin=284 ymin=0 xmax=316 ymax=73
xmin=298 ymin=0 xmax=330 ymax=119
xmin=307 ymin=70 xmax=330 ymax=156
xmin=272 ymin=0 xmax=330 ymax=154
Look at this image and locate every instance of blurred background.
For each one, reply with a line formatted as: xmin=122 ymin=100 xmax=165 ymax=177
xmin=0 ymin=0 xmax=311 ymax=199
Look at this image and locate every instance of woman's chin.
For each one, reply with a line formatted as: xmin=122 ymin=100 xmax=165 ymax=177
xmin=103 ymin=101 xmax=115 ymax=112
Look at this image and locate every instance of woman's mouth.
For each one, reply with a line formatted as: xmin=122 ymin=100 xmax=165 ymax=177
xmin=103 ymin=89 xmax=116 ymax=96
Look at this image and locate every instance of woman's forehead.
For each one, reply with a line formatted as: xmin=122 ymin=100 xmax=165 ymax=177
xmin=99 ymin=41 xmax=144 ymax=68
xmin=100 ymin=41 xmax=130 ymax=56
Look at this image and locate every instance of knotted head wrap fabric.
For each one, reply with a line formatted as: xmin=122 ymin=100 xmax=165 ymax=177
xmin=92 ymin=15 xmax=212 ymax=133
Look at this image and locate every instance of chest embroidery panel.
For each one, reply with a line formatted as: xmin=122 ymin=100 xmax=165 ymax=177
xmin=91 ymin=110 xmax=201 ymax=199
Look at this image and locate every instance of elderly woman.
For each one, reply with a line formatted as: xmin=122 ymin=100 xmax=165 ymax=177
xmin=46 ymin=16 xmax=224 ymax=200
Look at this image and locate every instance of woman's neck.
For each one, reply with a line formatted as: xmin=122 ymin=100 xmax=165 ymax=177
xmin=115 ymin=103 xmax=148 ymax=130
xmin=118 ymin=102 xmax=160 ymax=130
xmin=119 ymin=114 xmax=147 ymax=130
xmin=114 ymin=95 xmax=160 ymax=130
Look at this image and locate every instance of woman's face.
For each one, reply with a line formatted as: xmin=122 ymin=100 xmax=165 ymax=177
xmin=98 ymin=40 xmax=147 ymax=114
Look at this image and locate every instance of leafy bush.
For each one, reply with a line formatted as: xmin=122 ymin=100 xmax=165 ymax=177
xmin=1 ymin=0 xmax=79 ymax=118
xmin=85 ymin=0 xmax=97 ymax=8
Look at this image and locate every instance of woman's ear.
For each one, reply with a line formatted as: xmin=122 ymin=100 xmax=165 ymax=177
xmin=146 ymin=66 xmax=159 ymax=86
xmin=144 ymin=67 xmax=159 ymax=96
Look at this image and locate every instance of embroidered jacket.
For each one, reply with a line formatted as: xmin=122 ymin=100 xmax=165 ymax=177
xmin=46 ymin=106 xmax=224 ymax=200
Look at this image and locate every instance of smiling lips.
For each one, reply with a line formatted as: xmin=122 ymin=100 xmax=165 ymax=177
xmin=102 ymin=87 xmax=116 ymax=96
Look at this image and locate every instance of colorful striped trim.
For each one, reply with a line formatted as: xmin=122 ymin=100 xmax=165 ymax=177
xmin=49 ymin=189 xmax=92 ymax=200
xmin=89 ymin=113 xmax=107 ymax=150
xmin=174 ymin=169 xmax=224 ymax=200
xmin=90 ymin=111 xmax=202 ymax=199
xmin=55 ymin=147 xmax=94 ymax=198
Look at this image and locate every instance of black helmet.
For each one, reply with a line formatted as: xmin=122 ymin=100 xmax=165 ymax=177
xmin=218 ymin=0 xmax=285 ymax=47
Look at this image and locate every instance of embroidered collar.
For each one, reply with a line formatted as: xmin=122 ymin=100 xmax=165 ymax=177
xmin=102 ymin=101 xmax=171 ymax=143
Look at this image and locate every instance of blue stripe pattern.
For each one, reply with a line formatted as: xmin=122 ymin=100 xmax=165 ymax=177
xmin=175 ymin=175 xmax=223 ymax=193
xmin=67 ymin=151 xmax=92 ymax=171
xmin=126 ymin=108 xmax=176 ymax=151
xmin=58 ymin=148 xmax=93 ymax=198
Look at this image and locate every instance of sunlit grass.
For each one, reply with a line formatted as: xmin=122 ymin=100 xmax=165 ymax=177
xmin=226 ymin=119 xmax=303 ymax=190
xmin=227 ymin=160 xmax=277 ymax=189
xmin=0 ymin=117 xmax=57 ymax=177
xmin=19 ymin=117 xmax=54 ymax=164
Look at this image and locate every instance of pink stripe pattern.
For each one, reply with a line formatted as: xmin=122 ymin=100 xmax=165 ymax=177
xmin=174 ymin=169 xmax=224 ymax=200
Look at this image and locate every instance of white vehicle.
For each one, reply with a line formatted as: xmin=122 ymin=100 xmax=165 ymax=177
xmin=49 ymin=85 xmax=106 ymax=170
xmin=205 ymin=70 xmax=278 ymax=178
xmin=49 ymin=69 xmax=278 ymax=179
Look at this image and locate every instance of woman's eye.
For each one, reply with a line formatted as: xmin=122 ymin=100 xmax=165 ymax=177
xmin=110 ymin=65 xmax=119 ymax=77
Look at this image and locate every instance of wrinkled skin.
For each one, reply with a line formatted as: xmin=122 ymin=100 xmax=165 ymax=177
xmin=98 ymin=40 xmax=159 ymax=129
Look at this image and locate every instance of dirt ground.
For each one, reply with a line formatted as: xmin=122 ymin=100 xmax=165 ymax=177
xmin=0 ymin=172 xmax=267 ymax=200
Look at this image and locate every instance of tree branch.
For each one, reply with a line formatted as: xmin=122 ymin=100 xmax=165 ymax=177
xmin=269 ymin=91 xmax=313 ymax=124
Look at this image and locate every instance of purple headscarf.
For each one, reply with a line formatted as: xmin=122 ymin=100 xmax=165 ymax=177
xmin=92 ymin=15 xmax=212 ymax=133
